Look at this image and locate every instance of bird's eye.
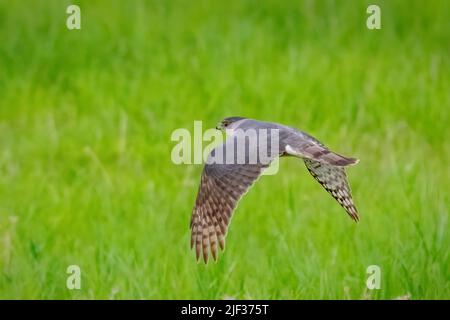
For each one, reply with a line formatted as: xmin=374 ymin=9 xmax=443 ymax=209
xmin=224 ymin=122 xmax=228 ymax=127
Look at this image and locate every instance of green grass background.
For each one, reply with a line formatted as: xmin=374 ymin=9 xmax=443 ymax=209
xmin=0 ymin=0 xmax=448 ymax=299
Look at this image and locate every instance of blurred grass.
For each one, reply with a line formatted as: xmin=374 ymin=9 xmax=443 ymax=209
xmin=0 ymin=0 xmax=448 ymax=299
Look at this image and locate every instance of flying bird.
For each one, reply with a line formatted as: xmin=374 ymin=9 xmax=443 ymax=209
xmin=190 ymin=117 xmax=359 ymax=263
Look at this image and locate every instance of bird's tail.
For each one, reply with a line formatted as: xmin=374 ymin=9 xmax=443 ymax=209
xmin=285 ymin=144 xmax=359 ymax=167
xmin=316 ymin=151 xmax=359 ymax=167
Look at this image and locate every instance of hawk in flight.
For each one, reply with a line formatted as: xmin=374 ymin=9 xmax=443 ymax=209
xmin=190 ymin=117 xmax=359 ymax=263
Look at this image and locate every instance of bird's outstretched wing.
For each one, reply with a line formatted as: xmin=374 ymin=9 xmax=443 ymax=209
xmin=303 ymin=159 xmax=359 ymax=221
xmin=190 ymin=162 xmax=268 ymax=263
xmin=284 ymin=132 xmax=359 ymax=220
xmin=190 ymin=132 xmax=280 ymax=263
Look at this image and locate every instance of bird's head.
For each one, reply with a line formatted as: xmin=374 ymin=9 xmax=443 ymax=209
xmin=216 ymin=117 xmax=246 ymax=131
